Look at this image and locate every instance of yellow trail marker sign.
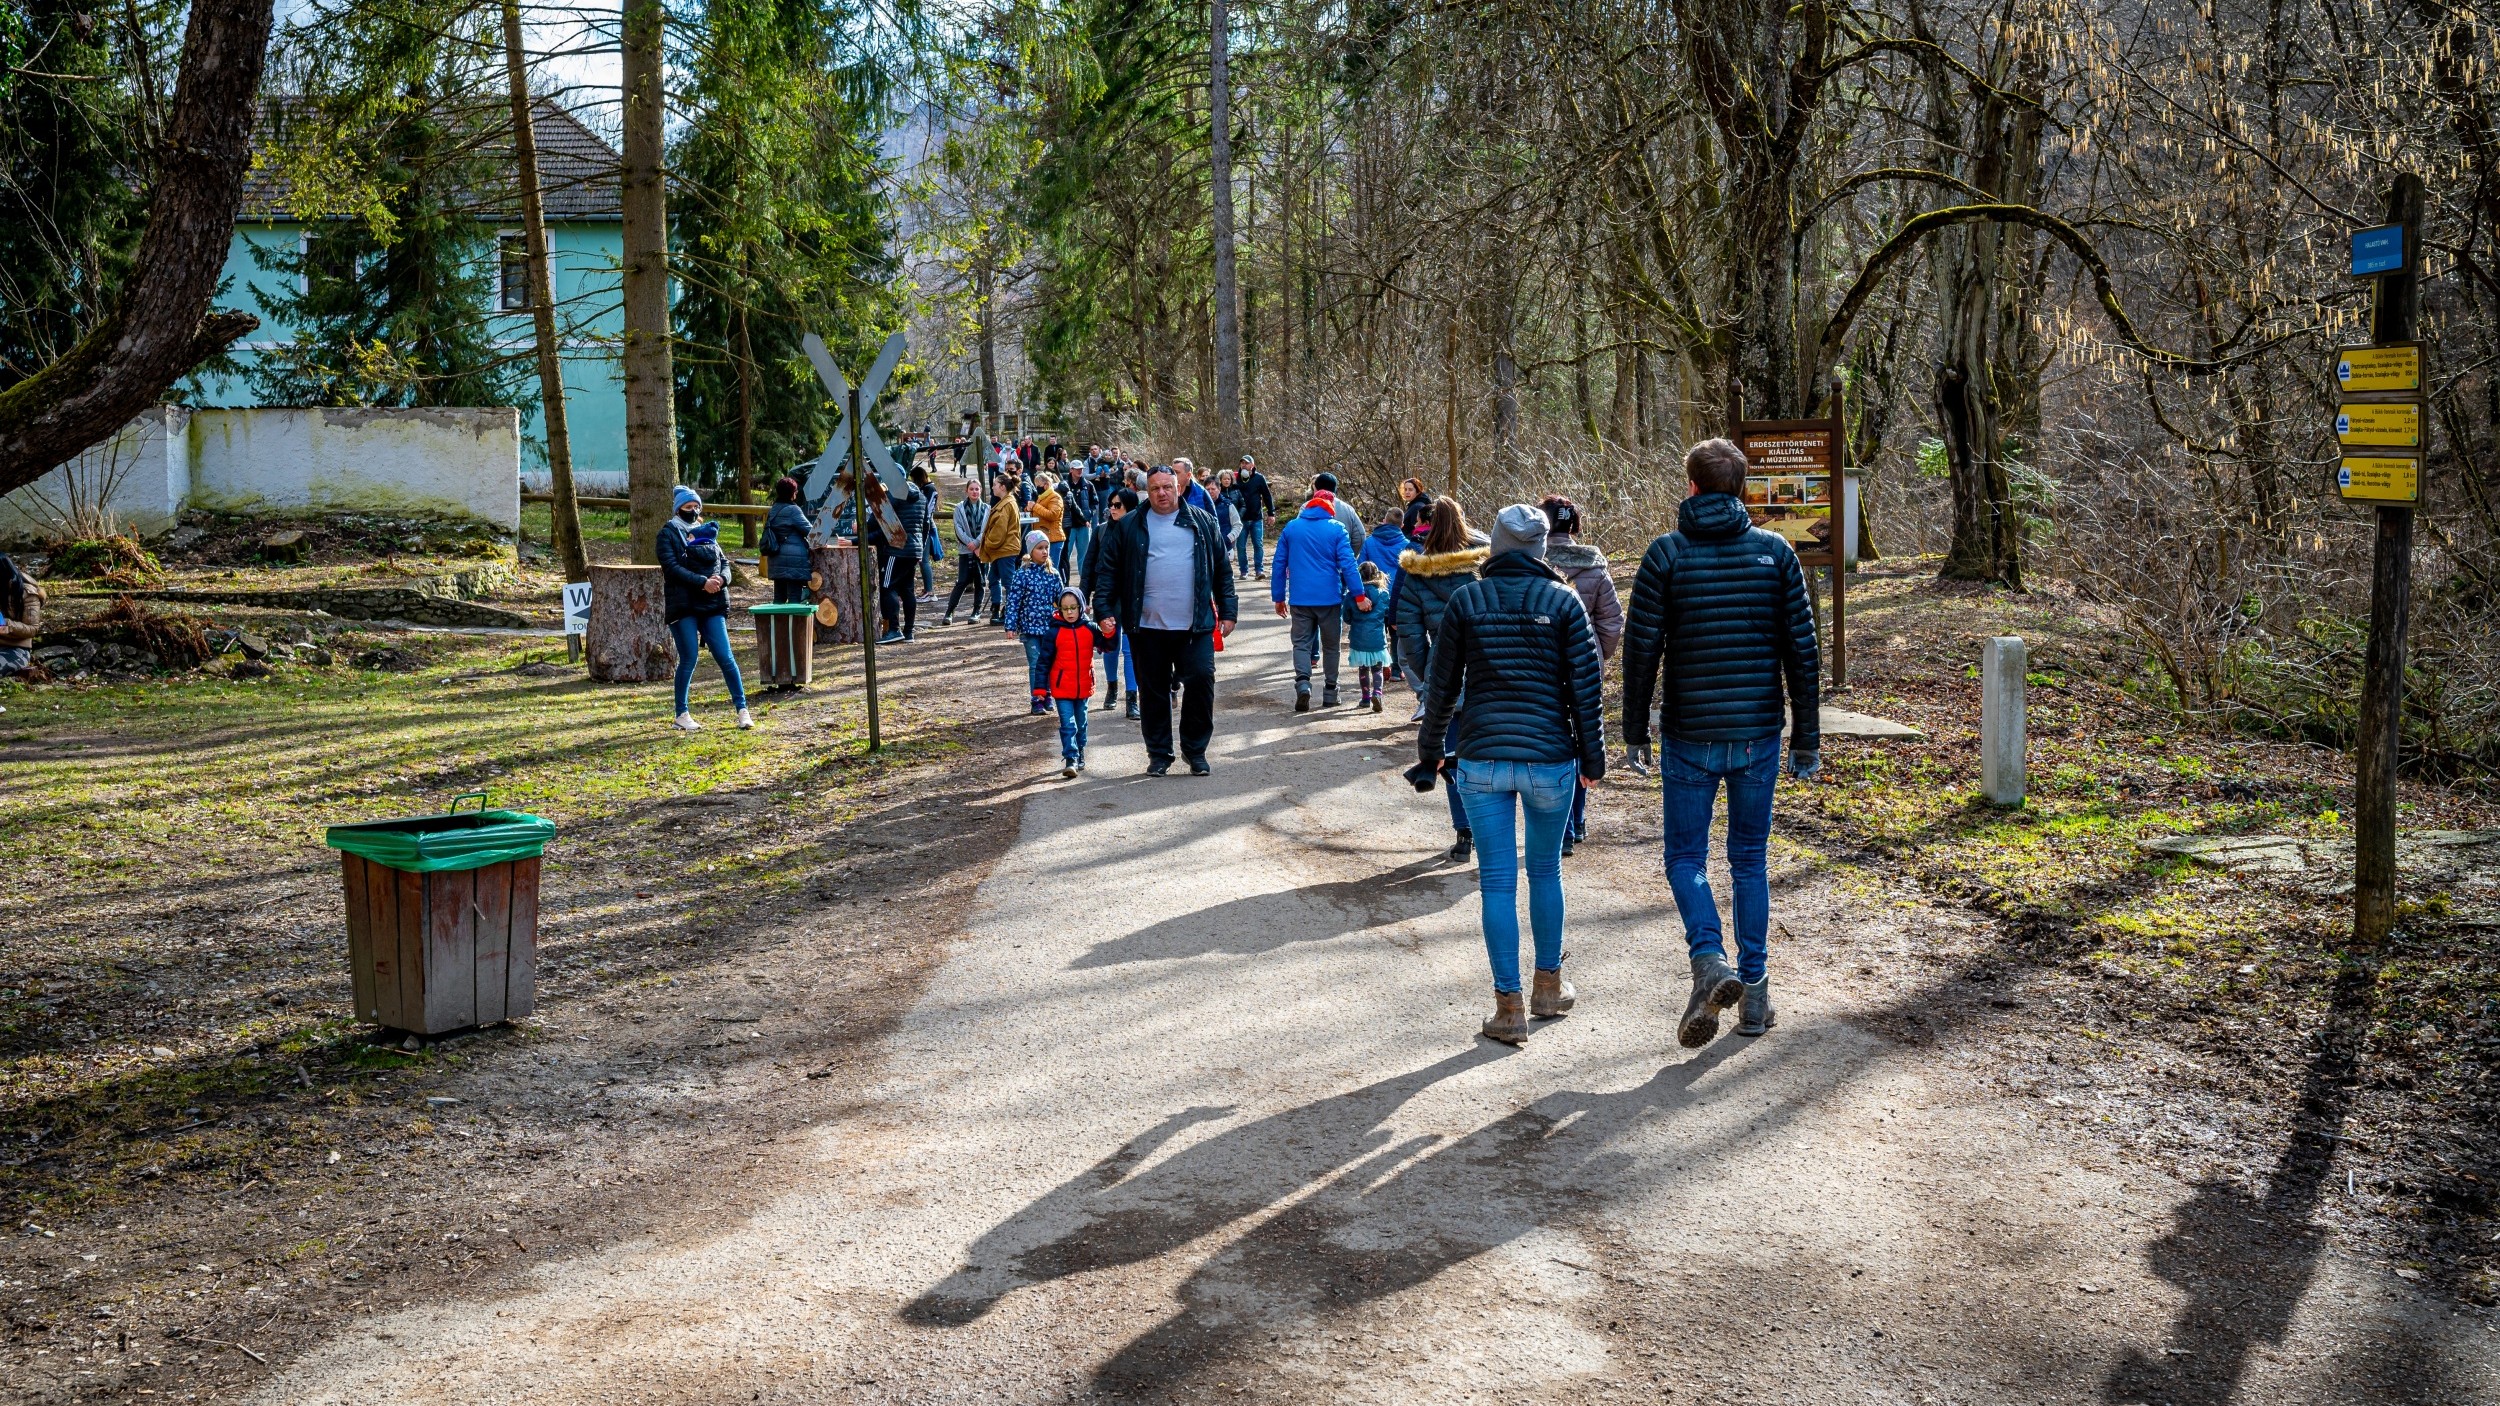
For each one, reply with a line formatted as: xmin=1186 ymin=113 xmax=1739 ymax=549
xmin=2340 ymin=455 xmax=2419 ymax=505
xmin=2335 ymin=401 xmax=2422 ymax=447
xmin=2336 ymin=344 xmax=2421 ymax=394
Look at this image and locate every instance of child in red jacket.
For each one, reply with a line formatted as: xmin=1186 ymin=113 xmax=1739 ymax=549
xmin=1038 ymin=589 xmax=1114 ymax=777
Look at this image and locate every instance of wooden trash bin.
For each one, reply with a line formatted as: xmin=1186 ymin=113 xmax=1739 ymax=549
xmin=751 ymin=602 xmax=816 ymax=687
xmin=324 ymin=794 xmax=557 ymax=1035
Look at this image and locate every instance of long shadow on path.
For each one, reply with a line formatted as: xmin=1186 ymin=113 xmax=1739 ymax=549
xmin=1069 ymin=856 xmax=1472 ymax=968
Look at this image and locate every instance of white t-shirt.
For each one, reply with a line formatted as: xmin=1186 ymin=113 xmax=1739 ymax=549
xmin=1140 ymin=509 xmax=1197 ymax=631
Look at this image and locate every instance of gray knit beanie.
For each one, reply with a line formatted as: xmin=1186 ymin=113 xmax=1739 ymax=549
xmin=1487 ymin=503 xmax=1549 ymax=559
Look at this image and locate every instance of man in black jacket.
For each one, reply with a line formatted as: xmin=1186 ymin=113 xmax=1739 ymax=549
xmin=1090 ymin=466 xmax=1239 ymax=775
xmin=1234 ymin=455 xmax=1275 ymax=579
xmin=1620 ymin=438 xmax=1822 ymax=1050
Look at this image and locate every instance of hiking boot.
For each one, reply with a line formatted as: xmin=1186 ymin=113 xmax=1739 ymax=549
xmin=1531 ymin=967 xmax=1576 ymax=1019
xmin=1322 ymin=687 xmax=1341 ymax=708
xmin=1126 ymin=698 xmax=1141 ymax=720
xmin=1737 ymin=977 xmax=1776 ymax=1037
xmin=1560 ymin=833 xmax=1576 ymax=857
xmin=1371 ymin=695 xmax=1383 ymax=714
xmin=1480 ymin=989 xmax=1529 ymax=1046
xmin=1677 ymin=953 xmax=1744 ymax=1049
xmin=1294 ymin=689 xmax=1311 ymax=713
xmin=1447 ymin=832 xmax=1473 ymax=864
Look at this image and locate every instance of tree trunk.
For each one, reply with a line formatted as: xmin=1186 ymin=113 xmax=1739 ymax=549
xmin=585 ymin=564 xmax=673 ymax=682
xmin=500 ymin=0 xmax=588 ymax=582
xmin=735 ymin=297 xmax=756 ymax=548
xmin=620 ymin=0 xmax=676 ymax=566
xmin=809 ymin=541 xmax=864 ymax=648
xmin=1209 ymin=0 xmax=1242 ymax=475
xmin=0 ymin=0 xmax=274 ymax=496
xmin=975 ymin=257 xmax=1000 ymax=425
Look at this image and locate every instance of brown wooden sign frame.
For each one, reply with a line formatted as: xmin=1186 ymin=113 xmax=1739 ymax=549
xmin=1734 ymin=388 xmax=1848 ymax=690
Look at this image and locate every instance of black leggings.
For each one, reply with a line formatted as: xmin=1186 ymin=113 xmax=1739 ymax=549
xmin=880 ymin=547 xmax=919 ymax=636
xmin=772 ymin=578 xmax=810 ymax=605
xmin=945 ymin=553 xmax=984 ymax=617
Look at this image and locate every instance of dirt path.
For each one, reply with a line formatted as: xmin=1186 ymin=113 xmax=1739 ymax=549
xmin=245 ymin=611 xmax=2494 ymax=1405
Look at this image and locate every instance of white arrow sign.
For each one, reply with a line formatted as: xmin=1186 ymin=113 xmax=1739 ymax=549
xmin=798 ymin=331 xmax=908 ymax=525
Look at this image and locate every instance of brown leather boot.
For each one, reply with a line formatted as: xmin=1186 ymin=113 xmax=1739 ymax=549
xmin=1530 ymin=967 xmax=1576 ymax=1018
xmin=1481 ymin=989 xmax=1529 ymax=1045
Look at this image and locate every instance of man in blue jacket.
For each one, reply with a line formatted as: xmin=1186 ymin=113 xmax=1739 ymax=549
xmin=1270 ymin=491 xmax=1372 ymax=710
xmin=1620 ymin=438 xmax=1822 ymax=1051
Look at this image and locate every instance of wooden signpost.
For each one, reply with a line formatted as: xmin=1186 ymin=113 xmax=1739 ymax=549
xmin=1734 ymin=383 xmax=1848 ymax=689
xmin=2350 ymin=175 xmax=2425 ymax=949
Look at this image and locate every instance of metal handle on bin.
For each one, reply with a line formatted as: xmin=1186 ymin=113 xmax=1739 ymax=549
xmin=449 ymin=792 xmax=489 ymax=816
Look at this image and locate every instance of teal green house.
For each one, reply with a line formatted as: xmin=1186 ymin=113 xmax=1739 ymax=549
xmin=185 ymin=102 xmax=629 ymax=486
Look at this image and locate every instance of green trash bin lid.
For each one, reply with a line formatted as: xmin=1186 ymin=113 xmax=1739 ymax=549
xmin=324 ymin=793 xmax=555 ymax=874
xmin=749 ymin=603 xmax=817 ymax=615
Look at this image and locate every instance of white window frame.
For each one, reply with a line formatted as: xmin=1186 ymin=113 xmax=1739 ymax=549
xmin=496 ymin=229 xmax=529 ymax=312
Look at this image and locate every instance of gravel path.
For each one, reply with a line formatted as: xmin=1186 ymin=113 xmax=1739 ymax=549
xmin=247 ymin=610 xmax=2495 ymax=1405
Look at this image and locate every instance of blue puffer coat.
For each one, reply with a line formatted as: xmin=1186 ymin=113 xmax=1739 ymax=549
xmin=1416 ymin=551 xmax=1606 ymax=779
xmin=760 ymin=502 xmax=814 ymax=581
xmin=1359 ymin=522 xmax=1407 ymax=588
xmin=1619 ymin=492 xmax=1821 ymax=751
xmin=1270 ymin=502 xmax=1367 ymax=607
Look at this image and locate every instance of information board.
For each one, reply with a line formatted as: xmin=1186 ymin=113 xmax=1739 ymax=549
xmin=2335 ymin=402 xmax=2423 ymax=448
xmin=1732 ymin=419 xmax=1838 ymax=549
xmin=2336 ymin=344 xmax=2421 ymax=394
xmin=2339 ymin=455 xmax=2419 ymax=505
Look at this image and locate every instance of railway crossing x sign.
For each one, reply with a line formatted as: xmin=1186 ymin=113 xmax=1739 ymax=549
xmin=798 ymin=330 xmax=908 ymax=519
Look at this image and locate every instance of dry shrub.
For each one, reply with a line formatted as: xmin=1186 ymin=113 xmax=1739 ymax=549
xmin=88 ymin=596 xmax=211 ymax=670
xmin=46 ymin=536 xmax=163 ymax=588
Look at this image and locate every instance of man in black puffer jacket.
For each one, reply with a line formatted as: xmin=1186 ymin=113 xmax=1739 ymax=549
xmin=1417 ymin=504 xmax=1606 ymax=1046
xmin=1620 ymin=438 xmax=1822 ymax=1051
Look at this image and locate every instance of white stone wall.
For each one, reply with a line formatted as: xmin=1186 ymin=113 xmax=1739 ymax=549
xmin=0 ymin=406 xmax=194 ymax=541
xmin=2 ymin=406 xmax=522 ymax=543
xmin=187 ymin=407 xmax=519 ymax=532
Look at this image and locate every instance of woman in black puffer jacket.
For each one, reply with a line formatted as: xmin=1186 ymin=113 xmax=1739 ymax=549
xmin=1415 ymin=503 xmax=1606 ymax=1046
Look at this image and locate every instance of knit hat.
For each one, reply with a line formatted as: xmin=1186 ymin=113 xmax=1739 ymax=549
xmin=672 ymin=485 xmax=700 ymax=512
xmin=1025 ymin=529 xmax=1050 ymax=552
xmin=1488 ymin=503 xmax=1549 ymax=559
xmin=688 ymin=521 xmax=720 ymax=545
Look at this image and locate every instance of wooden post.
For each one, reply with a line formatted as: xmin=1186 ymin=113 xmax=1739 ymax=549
xmin=2354 ymin=173 xmax=2424 ymax=949
xmin=852 ymin=385 xmax=883 ymax=753
xmin=584 ymin=563 xmax=672 ymax=682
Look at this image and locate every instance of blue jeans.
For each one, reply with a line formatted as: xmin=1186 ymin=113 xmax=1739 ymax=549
xmin=669 ymin=613 xmax=747 ymax=715
xmin=1456 ymin=759 xmax=1577 ymax=992
xmin=1661 ymin=736 xmax=1782 ymax=982
xmin=1120 ymin=632 xmax=1136 ymax=691
xmin=988 ymin=558 xmax=1018 ymax=616
xmin=1022 ymin=634 xmax=1049 ymax=697
xmin=1238 ymin=520 xmax=1265 ymax=574
xmin=1067 ymin=525 xmax=1091 ymax=580
xmin=1569 ymin=781 xmax=1589 ymax=841
xmin=1056 ymin=697 xmax=1088 ymax=761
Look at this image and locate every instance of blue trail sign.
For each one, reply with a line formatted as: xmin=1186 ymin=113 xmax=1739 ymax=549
xmin=2350 ymin=224 xmax=2406 ymax=277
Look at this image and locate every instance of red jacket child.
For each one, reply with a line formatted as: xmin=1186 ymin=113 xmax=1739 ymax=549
xmin=1037 ymin=593 xmax=1113 ymax=701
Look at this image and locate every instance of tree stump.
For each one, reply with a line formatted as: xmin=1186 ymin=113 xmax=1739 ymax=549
xmin=810 ymin=542 xmax=864 ymax=648
xmin=586 ymin=564 xmax=673 ymax=682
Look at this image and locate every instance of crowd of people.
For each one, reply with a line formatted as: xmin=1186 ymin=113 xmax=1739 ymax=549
xmin=656 ymin=434 xmax=1820 ymax=1056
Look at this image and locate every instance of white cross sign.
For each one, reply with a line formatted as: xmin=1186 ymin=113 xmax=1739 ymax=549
xmin=798 ymin=331 xmax=908 ymax=523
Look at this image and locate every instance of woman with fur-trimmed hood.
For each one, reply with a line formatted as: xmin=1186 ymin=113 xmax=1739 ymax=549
xmin=1390 ymin=497 xmax=1491 ymax=862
